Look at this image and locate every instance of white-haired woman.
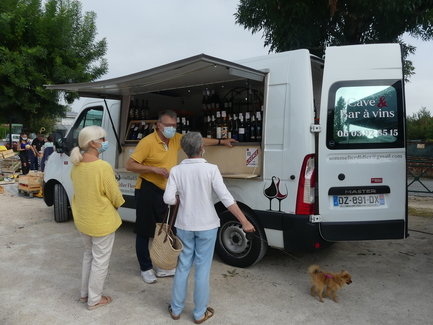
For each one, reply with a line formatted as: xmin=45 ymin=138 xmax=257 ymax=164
xmin=70 ymin=126 xmax=125 ymax=310
xmin=163 ymin=132 xmax=255 ymax=324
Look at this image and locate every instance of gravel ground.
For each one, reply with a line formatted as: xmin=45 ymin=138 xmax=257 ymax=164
xmin=0 ymin=183 xmax=432 ymax=325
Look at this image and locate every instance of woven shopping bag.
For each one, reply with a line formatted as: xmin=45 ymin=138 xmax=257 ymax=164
xmin=150 ymin=201 xmax=183 ymax=270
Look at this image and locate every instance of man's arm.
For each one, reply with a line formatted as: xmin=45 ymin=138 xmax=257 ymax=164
xmin=125 ymin=157 xmax=170 ymax=178
xmin=202 ymin=138 xmax=237 ymax=148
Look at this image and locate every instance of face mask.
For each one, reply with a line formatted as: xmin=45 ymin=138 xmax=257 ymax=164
xmin=162 ymin=126 xmax=176 ymax=139
xmin=22 ymin=137 xmax=27 ymax=140
xmin=97 ymin=141 xmax=109 ymax=153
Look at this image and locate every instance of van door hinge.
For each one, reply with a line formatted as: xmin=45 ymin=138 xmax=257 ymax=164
xmin=309 ymin=215 xmax=322 ymax=223
xmin=310 ymin=124 xmax=321 ymax=133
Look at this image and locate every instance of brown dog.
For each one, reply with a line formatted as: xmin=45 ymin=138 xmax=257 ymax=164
xmin=308 ymin=265 xmax=352 ymax=303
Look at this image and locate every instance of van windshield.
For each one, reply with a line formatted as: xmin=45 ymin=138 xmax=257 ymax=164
xmin=326 ymin=80 xmax=404 ymax=149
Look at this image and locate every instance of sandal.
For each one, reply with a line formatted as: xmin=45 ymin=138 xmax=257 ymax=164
xmin=87 ymin=295 xmax=112 ymax=311
xmin=168 ymin=305 xmax=180 ymax=320
xmin=194 ymin=307 xmax=214 ymax=324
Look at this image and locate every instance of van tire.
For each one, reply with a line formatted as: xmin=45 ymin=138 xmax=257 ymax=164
xmin=54 ymin=184 xmax=70 ymax=223
xmin=216 ymin=209 xmax=268 ymax=268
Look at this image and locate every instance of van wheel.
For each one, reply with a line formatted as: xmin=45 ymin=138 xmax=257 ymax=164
xmin=54 ymin=184 xmax=70 ymax=223
xmin=216 ymin=209 xmax=268 ymax=268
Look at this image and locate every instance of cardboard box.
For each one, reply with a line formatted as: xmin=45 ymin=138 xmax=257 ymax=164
xmin=28 ymin=171 xmax=44 ymax=178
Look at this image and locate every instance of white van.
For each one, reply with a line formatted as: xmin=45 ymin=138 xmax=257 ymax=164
xmin=43 ymin=44 xmax=407 ymax=267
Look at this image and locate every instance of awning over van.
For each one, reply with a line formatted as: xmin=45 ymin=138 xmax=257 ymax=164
xmin=45 ymin=54 xmax=267 ymax=99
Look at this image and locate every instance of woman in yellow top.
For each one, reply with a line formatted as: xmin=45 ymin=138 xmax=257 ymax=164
xmin=70 ymin=126 xmax=125 ymax=310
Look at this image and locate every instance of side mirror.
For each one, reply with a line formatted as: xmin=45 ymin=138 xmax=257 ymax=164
xmin=53 ymin=131 xmax=65 ymax=154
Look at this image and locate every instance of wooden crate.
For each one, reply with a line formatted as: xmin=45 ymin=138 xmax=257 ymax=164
xmin=0 ymin=150 xmax=15 ymax=159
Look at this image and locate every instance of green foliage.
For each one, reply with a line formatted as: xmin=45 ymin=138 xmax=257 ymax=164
xmin=0 ymin=0 xmax=107 ymax=132
xmin=235 ymin=0 xmax=433 ymax=81
xmin=406 ymin=107 xmax=433 ymax=140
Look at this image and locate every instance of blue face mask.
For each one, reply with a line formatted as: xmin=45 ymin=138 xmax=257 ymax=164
xmin=97 ymin=141 xmax=109 ymax=153
xmin=162 ymin=126 xmax=176 ymax=139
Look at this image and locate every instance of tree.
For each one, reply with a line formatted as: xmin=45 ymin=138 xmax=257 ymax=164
xmin=0 ymin=0 xmax=108 ymax=132
xmin=406 ymin=107 xmax=433 ymax=140
xmin=235 ymin=0 xmax=433 ymax=80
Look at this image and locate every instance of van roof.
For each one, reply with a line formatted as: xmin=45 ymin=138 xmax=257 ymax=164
xmin=44 ymin=54 xmax=267 ymax=99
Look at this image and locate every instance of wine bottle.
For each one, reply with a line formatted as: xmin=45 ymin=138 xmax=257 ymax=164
xmin=245 ymin=112 xmax=251 ymax=142
xmin=134 ymin=99 xmax=140 ymax=120
xmin=137 ymin=123 xmax=144 ymax=140
xmin=139 ymin=100 xmax=145 ymax=120
xmin=202 ymin=91 xmax=208 ymax=136
xmin=221 ymin=111 xmax=228 ymax=139
xmin=143 ymin=121 xmax=150 ymax=137
xmin=144 ymin=100 xmax=150 ymax=120
xmin=214 ymin=90 xmax=221 ymax=110
xmin=215 ymin=111 xmax=222 ymax=139
xmin=131 ymin=124 xmax=139 ymax=140
xmin=256 ymin=111 xmax=262 ymax=141
xmin=227 ymin=114 xmax=232 ymax=139
xmin=238 ymin=113 xmax=245 ymax=142
xmin=128 ymin=100 xmax=135 ymax=122
xmin=210 ymin=90 xmax=216 ymax=109
xmin=177 ymin=117 xmax=181 ymax=130
xmin=206 ymin=116 xmax=213 ymax=138
xmin=211 ymin=115 xmax=216 ymax=138
xmin=127 ymin=122 xmax=135 ymax=140
xmin=206 ymin=90 xmax=212 ymax=111
xmin=250 ymin=114 xmax=256 ymax=141
xmin=181 ymin=117 xmax=187 ymax=135
xmin=231 ymin=114 xmax=238 ymax=141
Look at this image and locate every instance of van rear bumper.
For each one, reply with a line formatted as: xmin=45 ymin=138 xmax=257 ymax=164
xmin=320 ymin=219 xmax=407 ymax=241
xmin=255 ymin=210 xmax=333 ymax=252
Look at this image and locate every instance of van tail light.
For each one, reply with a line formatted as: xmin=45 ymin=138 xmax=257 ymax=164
xmin=296 ymin=154 xmax=315 ymax=215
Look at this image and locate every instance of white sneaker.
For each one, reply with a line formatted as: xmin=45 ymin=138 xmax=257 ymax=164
xmin=141 ymin=269 xmax=157 ymax=284
xmin=155 ymin=267 xmax=176 ymax=278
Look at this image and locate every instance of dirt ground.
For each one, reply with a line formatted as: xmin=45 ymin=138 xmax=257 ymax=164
xmin=0 ymin=183 xmax=432 ymax=325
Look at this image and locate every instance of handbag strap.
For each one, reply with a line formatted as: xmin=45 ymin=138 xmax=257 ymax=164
xmin=158 ymin=197 xmax=180 ymax=243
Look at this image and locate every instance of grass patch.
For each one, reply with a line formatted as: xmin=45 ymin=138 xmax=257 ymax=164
xmin=408 ymin=206 xmax=433 ymax=218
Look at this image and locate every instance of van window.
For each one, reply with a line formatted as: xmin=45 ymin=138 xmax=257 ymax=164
xmin=326 ymin=80 xmax=404 ymax=149
xmin=70 ymin=107 xmax=103 ymax=148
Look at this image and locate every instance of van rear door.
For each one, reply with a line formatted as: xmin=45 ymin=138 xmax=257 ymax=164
xmin=317 ymin=44 xmax=407 ymax=241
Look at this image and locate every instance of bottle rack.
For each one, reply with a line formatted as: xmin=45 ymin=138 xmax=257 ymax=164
xmin=124 ymin=120 xmax=158 ymax=143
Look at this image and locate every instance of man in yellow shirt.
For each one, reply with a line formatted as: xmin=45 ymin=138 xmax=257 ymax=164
xmin=126 ymin=110 xmax=235 ymax=284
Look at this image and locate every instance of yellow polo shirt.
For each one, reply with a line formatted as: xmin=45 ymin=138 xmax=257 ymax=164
xmin=130 ymin=130 xmax=183 ymax=190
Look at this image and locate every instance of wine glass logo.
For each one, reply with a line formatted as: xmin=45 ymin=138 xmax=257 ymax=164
xmin=275 ymin=178 xmax=288 ymax=212
xmin=263 ymin=176 xmax=278 ymax=210
xmin=263 ymin=176 xmax=288 ymax=211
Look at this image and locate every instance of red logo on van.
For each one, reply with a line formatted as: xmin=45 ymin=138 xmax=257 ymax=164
xmin=377 ymin=96 xmax=387 ymax=108
xmin=371 ymin=178 xmax=382 ymax=183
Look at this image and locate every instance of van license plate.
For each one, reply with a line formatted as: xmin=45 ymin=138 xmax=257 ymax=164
xmin=333 ymin=195 xmax=385 ymax=207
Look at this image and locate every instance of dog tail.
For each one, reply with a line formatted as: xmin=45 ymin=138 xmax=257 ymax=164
xmin=308 ymin=265 xmax=321 ymax=275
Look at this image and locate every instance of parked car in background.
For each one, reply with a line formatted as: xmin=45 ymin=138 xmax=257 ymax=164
xmin=2 ymin=134 xmax=20 ymax=151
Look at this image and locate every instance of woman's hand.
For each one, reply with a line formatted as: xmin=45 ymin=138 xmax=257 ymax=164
xmin=242 ymin=221 xmax=255 ymax=233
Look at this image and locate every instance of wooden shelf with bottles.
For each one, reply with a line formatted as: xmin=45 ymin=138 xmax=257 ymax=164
xmin=124 ymin=120 xmax=158 ymax=143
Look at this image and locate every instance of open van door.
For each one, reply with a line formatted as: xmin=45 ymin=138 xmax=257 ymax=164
xmin=317 ymin=44 xmax=407 ymax=241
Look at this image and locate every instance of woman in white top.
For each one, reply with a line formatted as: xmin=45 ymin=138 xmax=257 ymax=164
xmin=163 ymin=132 xmax=255 ymax=324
